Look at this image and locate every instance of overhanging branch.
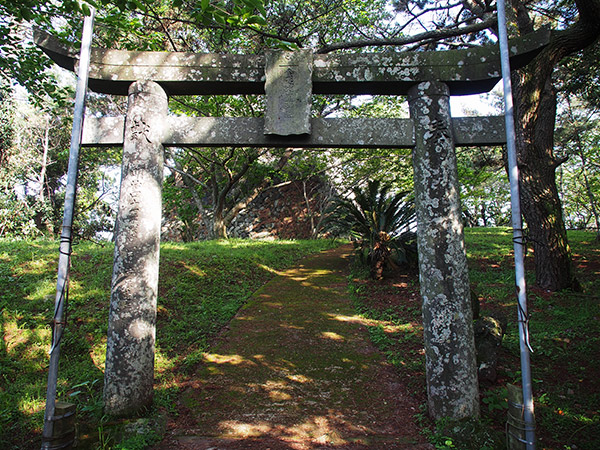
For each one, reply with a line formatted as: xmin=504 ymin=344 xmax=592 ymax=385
xmin=316 ymin=15 xmax=497 ymax=53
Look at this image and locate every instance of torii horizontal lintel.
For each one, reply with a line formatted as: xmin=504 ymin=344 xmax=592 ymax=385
xmin=35 ymin=29 xmax=549 ymax=97
xmin=82 ymin=115 xmax=506 ymax=149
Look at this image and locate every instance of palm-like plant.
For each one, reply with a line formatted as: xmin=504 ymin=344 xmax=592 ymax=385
xmin=326 ymin=180 xmax=416 ymax=279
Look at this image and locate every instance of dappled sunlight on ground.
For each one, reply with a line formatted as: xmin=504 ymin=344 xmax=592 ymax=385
xmin=3 ymin=320 xmax=50 ymax=354
xmin=180 ymin=262 xmax=207 ymax=277
xmin=328 ymin=312 xmax=416 ymax=334
xmin=155 ymin=245 xmax=430 ymax=449
xmin=202 ymin=352 xmax=255 ymax=367
xmin=286 ymin=374 xmax=311 ymax=383
xmin=256 ymin=263 xmax=286 ymax=276
xmin=328 ymin=312 xmax=384 ymax=328
xmin=212 ymin=239 xmax=302 ymax=249
xmin=89 ymin=339 xmax=107 ymax=372
xmin=216 ymin=411 xmax=374 ymax=446
xmin=320 ymin=331 xmax=345 ymax=341
xmin=219 ymin=420 xmax=272 ymax=438
xmin=279 ymin=323 xmax=305 ymax=331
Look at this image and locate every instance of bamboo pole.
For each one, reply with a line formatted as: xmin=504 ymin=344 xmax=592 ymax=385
xmin=496 ymin=1 xmax=536 ymax=448
xmin=41 ymin=7 xmax=95 ymax=449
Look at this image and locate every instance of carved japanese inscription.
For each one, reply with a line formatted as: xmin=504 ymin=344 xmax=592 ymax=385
xmin=264 ymin=50 xmax=312 ymax=136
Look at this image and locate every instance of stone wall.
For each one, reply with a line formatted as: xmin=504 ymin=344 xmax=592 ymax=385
xmin=162 ymin=177 xmax=332 ymax=241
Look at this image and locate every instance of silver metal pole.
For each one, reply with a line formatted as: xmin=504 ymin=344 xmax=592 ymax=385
xmin=496 ymin=1 xmax=536 ymax=448
xmin=41 ymin=7 xmax=95 ymax=448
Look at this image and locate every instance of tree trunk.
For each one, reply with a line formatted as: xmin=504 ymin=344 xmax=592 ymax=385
xmin=511 ymin=0 xmax=600 ymax=290
xmin=213 ymin=148 xmax=294 ymax=239
xmin=513 ymin=69 xmax=576 ymax=291
xmin=173 ymin=158 xmax=210 ymax=241
xmin=38 ymin=119 xmax=49 ymax=203
xmin=481 ymin=203 xmax=488 ymax=227
xmin=212 ymin=205 xmax=228 ymax=239
xmin=302 ymin=180 xmax=316 ymax=236
xmin=34 ymin=118 xmax=54 ymax=235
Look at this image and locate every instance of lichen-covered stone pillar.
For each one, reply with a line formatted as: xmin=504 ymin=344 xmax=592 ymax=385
xmin=407 ymin=81 xmax=480 ymax=420
xmin=104 ymin=81 xmax=167 ymax=416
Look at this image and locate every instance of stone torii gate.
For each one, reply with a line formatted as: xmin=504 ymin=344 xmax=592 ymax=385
xmin=36 ymin=30 xmax=548 ymax=420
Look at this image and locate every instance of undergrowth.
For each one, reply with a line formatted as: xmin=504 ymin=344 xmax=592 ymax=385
xmin=466 ymin=228 xmax=600 ymax=450
xmin=2 ymin=228 xmax=598 ymax=449
xmin=349 ymin=227 xmax=600 ymax=450
xmin=0 ymin=238 xmax=337 ymax=449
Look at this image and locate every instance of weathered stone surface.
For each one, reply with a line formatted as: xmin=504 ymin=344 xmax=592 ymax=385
xmin=82 ymin=116 xmax=416 ymax=148
xmin=82 ymin=116 xmax=125 ymax=145
xmin=474 ymin=314 xmax=507 ymax=382
xmin=265 ymin=50 xmax=312 ymax=135
xmin=408 ymin=81 xmax=479 ymax=420
xmin=312 ymin=29 xmax=549 ymax=95
xmin=35 ymin=28 xmax=550 ymax=96
xmin=452 ymin=116 xmax=506 ymax=146
xmin=82 ymin=115 xmax=505 ymax=148
xmin=103 ymin=81 xmax=168 ymax=416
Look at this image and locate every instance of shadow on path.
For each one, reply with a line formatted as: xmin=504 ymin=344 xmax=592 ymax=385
xmin=154 ymin=245 xmax=432 ymax=449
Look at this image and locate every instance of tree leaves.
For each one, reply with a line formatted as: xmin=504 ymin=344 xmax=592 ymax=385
xmin=246 ymin=14 xmax=267 ymax=26
xmin=182 ymin=0 xmax=270 ymax=30
xmin=326 ymin=180 xmax=415 ymax=242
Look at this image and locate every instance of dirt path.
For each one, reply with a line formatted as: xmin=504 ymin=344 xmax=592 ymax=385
xmin=154 ymin=245 xmax=432 ymax=449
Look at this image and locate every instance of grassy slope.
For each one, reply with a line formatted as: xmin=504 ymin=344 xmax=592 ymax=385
xmin=1 ymin=229 xmax=598 ymax=449
xmin=350 ymin=227 xmax=600 ymax=450
xmin=467 ymin=228 xmax=600 ymax=450
xmin=0 ymin=238 xmax=338 ymax=450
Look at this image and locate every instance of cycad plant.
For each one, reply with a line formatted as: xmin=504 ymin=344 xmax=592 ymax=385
xmin=327 ymin=180 xmax=416 ymax=279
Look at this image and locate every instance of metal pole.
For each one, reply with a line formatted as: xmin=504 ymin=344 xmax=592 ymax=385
xmin=496 ymin=1 xmax=536 ymax=448
xmin=41 ymin=7 xmax=95 ymax=448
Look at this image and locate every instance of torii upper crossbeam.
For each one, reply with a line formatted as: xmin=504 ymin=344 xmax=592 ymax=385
xmin=36 ymin=29 xmax=548 ymax=421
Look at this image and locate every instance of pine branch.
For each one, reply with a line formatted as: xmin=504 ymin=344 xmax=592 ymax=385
xmin=315 ymin=15 xmax=497 ymax=53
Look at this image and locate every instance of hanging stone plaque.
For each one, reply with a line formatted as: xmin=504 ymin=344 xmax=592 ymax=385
xmin=264 ymin=50 xmax=312 ymax=136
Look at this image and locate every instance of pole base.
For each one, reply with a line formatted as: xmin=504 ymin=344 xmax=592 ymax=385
xmin=41 ymin=402 xmax=76 ymax=450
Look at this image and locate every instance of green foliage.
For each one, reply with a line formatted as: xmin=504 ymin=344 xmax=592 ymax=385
xmin=163 ymin=145 xmax=313 ymax=239
xmin=555 ymin=97 xmax=600 ymax=234
xmin=326 ymin=179 xmax=416 ymax=278
xmin=5 ymin=0 xmax=597 ymax=248
xmin=0 ymin=90 xmax=120 ymax=240
xmin=114 ymin=420 xmax=160 ymax=450
xmin=424 ymin=417 xmax=505 ymax=450
xmin=559 ymin=40 xmax=600 ymax=106
xmin=457 ymin=146 xmax=510 ymax=227
xmin=482 ymin=386 xmax=508 ymax=413
xmin=327 ymin=179 xmax=414 ymax=241
xmin=464 ymin=228 xmax=600 ymax=449
xmin=0 ymin=237 xmax=336 ymax=449
xmin=0 ymin=0 xmax=78 ymax=106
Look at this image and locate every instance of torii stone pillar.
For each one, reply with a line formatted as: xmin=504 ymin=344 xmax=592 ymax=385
xmin=36 ymin=28 xmax=551 ymax=420
xmin=104 ymin=81 xmax=168 ymax=416
xmin=408 ymin=81 xmax=479 ymax=419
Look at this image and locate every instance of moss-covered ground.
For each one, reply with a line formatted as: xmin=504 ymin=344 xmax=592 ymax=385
xmin=2 ymin=230 xmax=598 ymax=449
xmin=153 ymin=245 xmax=430 ymax=449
